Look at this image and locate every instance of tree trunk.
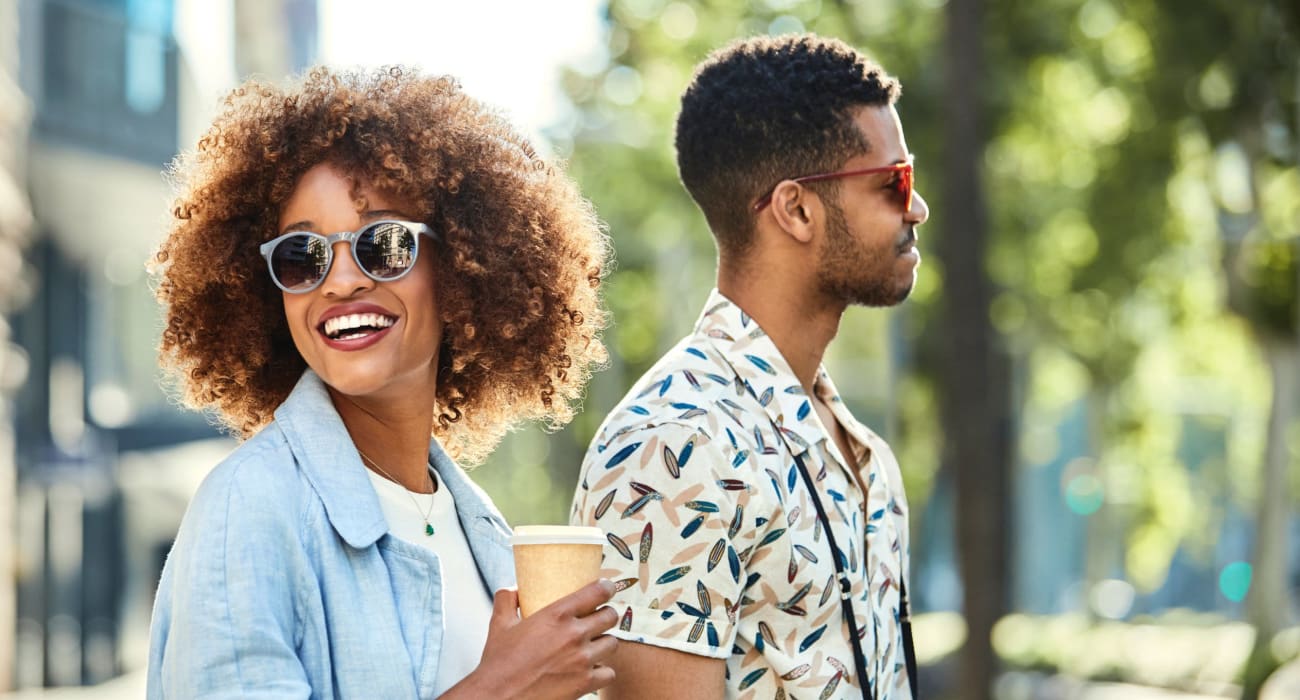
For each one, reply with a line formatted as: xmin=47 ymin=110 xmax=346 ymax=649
xmin=1241 ymin=339 xmax=1298 ymax=700
xmin=1233 ymin=54 xmax=1299 ymax=697
xmin=940 ymin=0 xmax=1012 ymax=697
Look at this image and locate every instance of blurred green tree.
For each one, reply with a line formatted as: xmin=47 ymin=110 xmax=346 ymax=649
xmin=1136 ymin=0 xmax=1299 ymax=695
xmin=978 ymin=3 xmax=1297 ymax=697
xmin=501 ymin=1 xmax=1300 ymax=699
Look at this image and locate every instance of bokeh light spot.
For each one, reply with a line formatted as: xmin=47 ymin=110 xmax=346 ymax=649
xmin=659 ymin=3 xmax=697 ymax=40
xmin=768 ymin=15 xmax=805 ymax=35
xmin=1090 ymin=578 xmax=1135 ymax=619
xmin=1064 ymin=474 xmax=1104 ymax=515
xmin=1198 ymin=63 xmax=1234 ymax=110
xmin=1077 ymin=0 xmax=1119 ymax=38
xmin=603 ymin=66 xmax=643 ymax=106
xmin=1219 ymin=561 xmax=1252 ymax=602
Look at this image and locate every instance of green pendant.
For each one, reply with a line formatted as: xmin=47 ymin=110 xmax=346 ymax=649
xmin=425 ymin=523 xmax=435 ymax=536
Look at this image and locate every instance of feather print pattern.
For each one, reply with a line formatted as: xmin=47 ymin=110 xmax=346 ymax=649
xmin=571 ymin=290 xmax=911 ymax=699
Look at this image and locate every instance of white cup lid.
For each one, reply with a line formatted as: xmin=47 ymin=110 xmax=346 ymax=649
xmin=510 ymin=525 xmax=605 ymax=546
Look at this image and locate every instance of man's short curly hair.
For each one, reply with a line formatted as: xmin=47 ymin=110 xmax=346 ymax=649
xmin=674 ymin=34 xmax=901 ymax=255
xmin=152 ymin=66 xmax=611 ymax=465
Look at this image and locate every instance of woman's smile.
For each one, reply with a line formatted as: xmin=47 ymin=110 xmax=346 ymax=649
xmin=317 ymin=301 xmax=400 ymax=350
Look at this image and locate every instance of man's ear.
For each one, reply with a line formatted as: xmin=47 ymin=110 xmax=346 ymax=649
xmin=767 ymin=180 xmax=819 ymax=245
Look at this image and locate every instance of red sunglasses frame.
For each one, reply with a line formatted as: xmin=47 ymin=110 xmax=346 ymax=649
xmin=752 ymin=161 xmax=914 ymax=213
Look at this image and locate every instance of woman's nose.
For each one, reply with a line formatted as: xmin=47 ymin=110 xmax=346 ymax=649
xmin=319 ymin=240 xmax=374 ymax=298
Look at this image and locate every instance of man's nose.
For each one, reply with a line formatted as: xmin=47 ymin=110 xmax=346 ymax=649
xmin=907 ymin=191 xmax=930 ymax=225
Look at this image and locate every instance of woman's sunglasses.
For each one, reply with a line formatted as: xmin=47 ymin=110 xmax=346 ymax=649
xmin=259 ymin=220 xmax=437 ymax=294
xmin=752 ymin=161 xmax=914 ymax=213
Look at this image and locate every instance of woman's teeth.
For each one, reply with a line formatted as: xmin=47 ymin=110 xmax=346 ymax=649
xmin=323 ymin=313 xmax=395 ymax=339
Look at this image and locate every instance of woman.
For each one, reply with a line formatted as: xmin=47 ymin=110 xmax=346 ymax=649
xmin=147 ymin=66 xmax=617 ymax=698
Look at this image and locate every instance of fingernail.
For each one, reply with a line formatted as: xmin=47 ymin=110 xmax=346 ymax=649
xmin=599 ymin=578 xmax=615 ymax=593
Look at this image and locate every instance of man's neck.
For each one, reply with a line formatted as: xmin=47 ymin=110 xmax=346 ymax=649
xmin=717 ymin=264 xmax=844 ymax=396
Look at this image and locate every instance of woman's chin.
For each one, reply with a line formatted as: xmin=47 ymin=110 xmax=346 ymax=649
xmin=316 ymin=359 xmax=438 ymax=402
xmin=316 ymin=365 xmax=399 ymax=399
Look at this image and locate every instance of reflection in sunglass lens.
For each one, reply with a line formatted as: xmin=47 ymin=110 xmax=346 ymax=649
xmin=271 ymin=234 xmax=330 ymax=291
xmin=356 ymin=222 xmax=417 ymax=279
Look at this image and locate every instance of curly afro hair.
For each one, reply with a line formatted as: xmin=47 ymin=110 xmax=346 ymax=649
xmin=675 ymin=34 xmax=901 ymax=255
xmin=152 ymin=66 xmax=611 ymax=465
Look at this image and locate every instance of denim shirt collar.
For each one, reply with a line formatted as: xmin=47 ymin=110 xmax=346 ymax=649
xmin=274 ymin=370 xmax=515 ymax=590
xmin=275 ymin=370 xmax=388 ymax=548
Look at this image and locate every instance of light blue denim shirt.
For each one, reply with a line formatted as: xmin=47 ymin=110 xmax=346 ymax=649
xmin=147 ymin=370 xmax=516 ymax=699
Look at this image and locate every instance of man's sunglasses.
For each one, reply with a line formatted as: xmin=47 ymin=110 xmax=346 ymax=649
xmin=752 ymin=161 xmax=914 ymax=213
xmin=259 ymin=220 xmax=437 ymax=294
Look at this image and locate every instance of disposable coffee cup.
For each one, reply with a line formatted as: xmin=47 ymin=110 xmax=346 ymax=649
xmin=510 ymin=525 xmax=605 ymax=617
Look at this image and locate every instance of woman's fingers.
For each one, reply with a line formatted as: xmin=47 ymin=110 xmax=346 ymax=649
xmin=581 ymin=604 xmax=620 ymax=638
xmin=489 ymin=588 xmax=520 ymax=632
xmin=476 ymin=582 xmax=621 ymax=699
xmin=550 ymin=578 xmax=615 ymax=617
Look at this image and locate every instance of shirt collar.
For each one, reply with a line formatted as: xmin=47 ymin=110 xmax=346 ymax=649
xmin=273 ymin=370 xmax=511 ymax=558
xmin=274 ymin=370 xmax=388 ymax=548
xmin=693 ymin=288 xmax=842 ymax=460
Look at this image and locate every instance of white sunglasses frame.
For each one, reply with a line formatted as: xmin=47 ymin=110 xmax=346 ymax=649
xmin=259 ymin=219 xmax=436 ymax=294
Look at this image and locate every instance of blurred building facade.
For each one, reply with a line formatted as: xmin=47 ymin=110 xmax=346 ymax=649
xmin=5 ymin=0 xmax=316 ymax=689
xmin=0 ymin=0 xmax=34 ymax=690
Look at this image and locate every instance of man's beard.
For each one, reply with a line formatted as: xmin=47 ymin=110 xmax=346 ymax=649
xmin=816 ymin=198 xmax=914 ymax=308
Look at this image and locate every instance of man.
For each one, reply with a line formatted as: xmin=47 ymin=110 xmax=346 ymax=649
xmin=572 ymin=34 xmax=929 ymax=699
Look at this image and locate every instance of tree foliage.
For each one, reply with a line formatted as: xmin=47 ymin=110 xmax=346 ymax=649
xmin=474 ymin=0 xmax=1298 ymax=695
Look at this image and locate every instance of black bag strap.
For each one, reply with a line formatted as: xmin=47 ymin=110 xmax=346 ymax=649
xmin=792 ymin=451 xmax=873 ymax=700
xmin=901 ymin=578 xmax=918 ymax=696
xmin=792 ymin=451 xmax=918 ymax=700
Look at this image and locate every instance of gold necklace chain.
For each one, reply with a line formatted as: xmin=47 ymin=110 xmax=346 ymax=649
xmin=357 ymin=448 xmax=436 ymax=536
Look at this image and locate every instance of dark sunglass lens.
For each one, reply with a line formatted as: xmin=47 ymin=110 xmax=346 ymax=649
xmin=890 ymin=168 xmax=912 ymax=212
xmin=356 ymin=222 xmax=417 ymax=279
xmin=271 ymin=234 xmax=330 ymax=290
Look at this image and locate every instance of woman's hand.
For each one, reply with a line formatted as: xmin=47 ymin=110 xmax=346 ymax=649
xmin=445 ymin=579 xmax=620 ymax=700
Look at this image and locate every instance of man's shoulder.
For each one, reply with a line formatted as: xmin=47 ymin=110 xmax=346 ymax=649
xmin=582 ymin=348 xmax=805 ymax=488
xmin=587 ymin=334 xmax=750 ymax=451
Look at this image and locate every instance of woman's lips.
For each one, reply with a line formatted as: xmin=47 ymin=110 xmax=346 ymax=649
xmin=318 ymin=323 xmax=394 ymax=351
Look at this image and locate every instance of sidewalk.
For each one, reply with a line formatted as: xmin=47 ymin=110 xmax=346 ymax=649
xmin=1 ymin=663 xmax=1296 ymax=699
xmin=0 ymin=671 xmax=143 ymax=700
xmin=996 ymin=660 xmax=1300 ymax=700
xmin=996 ymin=671 xmax=1232 ymax=700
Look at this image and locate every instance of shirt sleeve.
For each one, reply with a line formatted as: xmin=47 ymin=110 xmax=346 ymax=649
xmin=148 ymin=456 xmax=312 ymax=699
xmin=571 ymin=421 xmax=765 ymax=659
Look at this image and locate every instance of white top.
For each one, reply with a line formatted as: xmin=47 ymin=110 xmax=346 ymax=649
xmin=365 ymin=467 xmax=494 ymax=697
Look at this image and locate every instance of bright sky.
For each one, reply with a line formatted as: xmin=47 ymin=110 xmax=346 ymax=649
xmin=318 ymin=0 xmax=608 ymax=149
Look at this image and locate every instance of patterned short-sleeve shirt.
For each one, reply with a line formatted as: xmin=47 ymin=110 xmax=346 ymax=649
xmin=572 ymin=289 xmax=911 ymax=700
